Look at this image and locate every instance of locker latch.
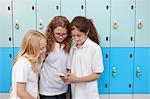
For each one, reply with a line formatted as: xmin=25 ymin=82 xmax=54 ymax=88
xmin=39 ymin=19 xmax=44 ymax=30
xmin=112 ymin=66 xmax=116 ymax=78
xmin=113 ymin=19 xmax=118 ymax=29
xmin=15 ymin=19 xmax=20 ymax=30
xmin=137 ymin=19 xmax=142 ymax=29
xmin=136 ymin=67 xmax=141 ymax=77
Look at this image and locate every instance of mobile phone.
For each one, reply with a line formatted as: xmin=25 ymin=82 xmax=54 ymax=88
xmin=57 ymin=73 xmax=67 ymax=77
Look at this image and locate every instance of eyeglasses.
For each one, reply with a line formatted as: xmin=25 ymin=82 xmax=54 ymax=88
xmin=54 ymin=33 xmax=68 ymax=37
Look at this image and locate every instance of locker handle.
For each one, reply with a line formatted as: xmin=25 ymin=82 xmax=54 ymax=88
xmin=81 ymin=5 xmax=84 ymax=10
xmin=112 ymin=67 xmax=116 ymax=78
xmin=56 ymin=5 xmax=59 ymax=10
xmin=32 ymin=6 xmax=35 ymax=10
xmin=137 ymin=19 xmax=142 ymax=29
xmin=9 ymin=54 xmax=12 ymax=58
xmin=129 ymin=84 xmax=132 ymax=88
xmin=130 ymin=36 xmax=133 ymax=41
xmin=130 ymin=54 xmax=133 ymax=58
xmin=136 ymin=67 xmax=141 ymax=77
xmin=113 ymin=19 xmax=118 ymax=29
xmin=106 ymin=5 xmax=109 ymax=10
xmin=106 ymin=36 xmax=109 ymax=41
xmin=105 ymin=53 xmax=108 ymax=59
xmin=105 ymin=84 xmax=107 ymax=88
xmin=9 ymin=37 xmax=11 ymax=41
xmin=8 ymin=6 xmax=10 ymax=11
xmin=131 ymin=5 xmax=134 ymax=10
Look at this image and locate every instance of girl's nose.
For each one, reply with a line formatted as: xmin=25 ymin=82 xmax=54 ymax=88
xmin=73 ymin=36 xmax=79 ymax=41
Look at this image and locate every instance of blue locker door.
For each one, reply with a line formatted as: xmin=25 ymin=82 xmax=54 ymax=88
xmin=109 ymin=48 xmax=134 ymax=99
xmin=13 ymin=0 xmax=36 ymax=48
xmin=133 ymin=48 xmax=150 ymax=95
xmin=148 ymin=48 xmax=150 ymax=91
xmin=0 ymin=0 xmax=13 ymax=94
xmin=135 ymin=0 xmax=150 ymax=47
xmin=61 ymin=0 xmax=85 ymax=21
xmin=0 ymin=48 xmax=13 ymax=93
xmin=111 ymin=0 xmax=135 ymax=47
xmin=0 ymin=0 xmax=12 ymax=47
xmin=86 ymin=0 xmax=110 ymax=47
xmin=37 ymin=0 xmax=60 ymax=33
xmin=98 ymin=48 xmax=110 ymax=98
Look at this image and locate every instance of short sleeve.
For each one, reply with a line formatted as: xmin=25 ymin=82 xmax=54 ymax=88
xmin=91 ymin=46 xmax=104 ymax=73
xmin=14 ymin=57 xmax=31 ymax=83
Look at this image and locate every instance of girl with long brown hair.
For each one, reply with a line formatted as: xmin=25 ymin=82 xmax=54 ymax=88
xmin=62 ymin=16 xmax=104 ymax=99
xmin=39 ymin=16 xmax=72 ymax=99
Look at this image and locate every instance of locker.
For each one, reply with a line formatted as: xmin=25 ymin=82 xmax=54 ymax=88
xmin=61 ymin=0 xmax=85 ymax=21
xmin=13 ymin=0 xmax=36 ymax=47
xmin=36 ymin=0 xmax=60 ymax=33
xmin=133 ymin=48 xmax=150 ymax=94
xmin=135 ymin=0 xmax=150 ymax=47
xmin=86 ymin=0 xmax=110 ymax=47
xmin=98 ymin=48 xmax=110 ymax=99
xmin=148 ymin=48 xmax=150 ymax=91
xmin=109 ymin=48 xmax=134 ymax=99
xmin=0 ymin=0 xmax=12 ymax=47
xmin=0 ymin=48 xmax=13 ymax=93
xmin=111 ymin=0 xmax=135 ymax=47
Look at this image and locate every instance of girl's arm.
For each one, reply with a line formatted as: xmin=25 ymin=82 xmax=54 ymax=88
xmin=76 ymin=73 xmax=100 ymax=83
xmin=66 ymin=72 xmax=100 ymax=83
xmin=17 ymin=82 xmax=35 ymax=99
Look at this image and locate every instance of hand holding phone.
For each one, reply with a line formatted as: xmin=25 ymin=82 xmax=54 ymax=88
xmin=57 ymin=73 xmax=67 ymax=78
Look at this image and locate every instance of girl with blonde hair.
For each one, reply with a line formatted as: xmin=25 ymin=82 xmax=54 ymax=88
xmin=12 ymin=30 xmax=46 ymax=99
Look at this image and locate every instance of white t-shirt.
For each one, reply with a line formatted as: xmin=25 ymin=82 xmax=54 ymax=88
xmin=40 ymin=43 xmax=68 ymax=96
xmin=12 ymin=56 xmax=38 ymax=99
xmin=67 ymin=38 xmax=104 ymax=99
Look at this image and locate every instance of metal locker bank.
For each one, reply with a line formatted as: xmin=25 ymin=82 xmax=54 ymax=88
xmin=0 ymin=0 xmax=150 ymax=99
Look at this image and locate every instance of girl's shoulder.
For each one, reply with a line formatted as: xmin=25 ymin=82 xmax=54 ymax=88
xmin=14 ymin=55 xmax=31 ymax=69
xmin=88 ymin=38 xmax=101 ymax=49
xmin=15 ymin=56 xmax=27 ymax=64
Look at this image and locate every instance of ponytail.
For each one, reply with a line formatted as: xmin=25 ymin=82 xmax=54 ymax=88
xmin=87 ymin=19 xmax=100 ymax=45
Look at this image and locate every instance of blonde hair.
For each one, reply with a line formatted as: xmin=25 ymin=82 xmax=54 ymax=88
xmin=45 ymin=16 xmax=72 ymax=54
xmin=13 ymin=30 xmax=46 ymax=73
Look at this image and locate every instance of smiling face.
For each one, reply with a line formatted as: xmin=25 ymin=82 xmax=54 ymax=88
xmin=53 ymin=26 xmax=68 ymax=43
xmin=71 ymin=27 xmax=88 ymax=46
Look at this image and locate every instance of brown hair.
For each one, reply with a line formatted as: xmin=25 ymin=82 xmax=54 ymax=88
xmin=70 ymin=16 xmax=100 ymax=45
xmin=45 ymin=16 xmax=72 ymax=54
